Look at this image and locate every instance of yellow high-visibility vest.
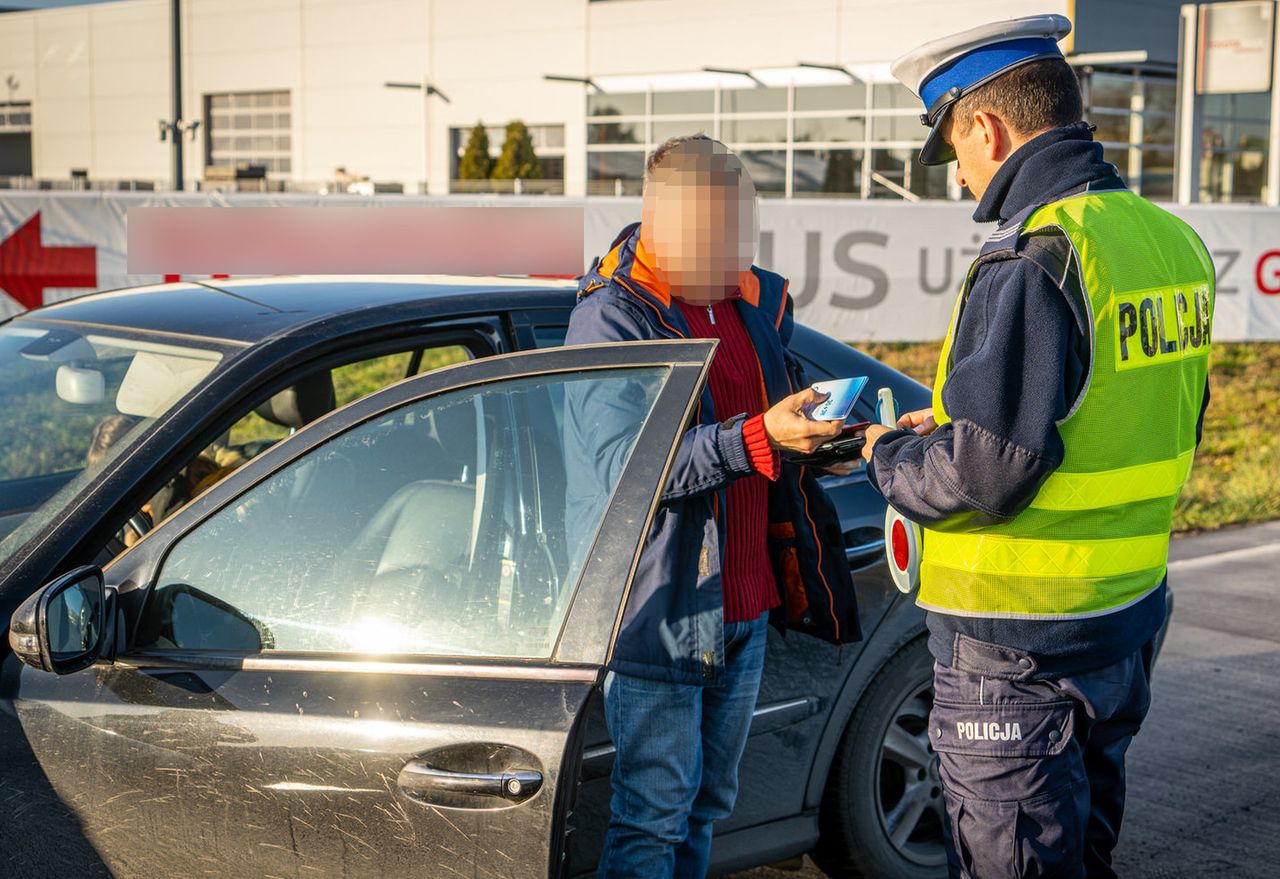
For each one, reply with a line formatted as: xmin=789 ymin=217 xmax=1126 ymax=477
xmin=920 ymin=190 xmax=1214 ymax=619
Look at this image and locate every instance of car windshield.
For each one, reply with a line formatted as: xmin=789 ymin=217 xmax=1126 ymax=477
xmin=0 ymin=322 xmax=225 ymax=564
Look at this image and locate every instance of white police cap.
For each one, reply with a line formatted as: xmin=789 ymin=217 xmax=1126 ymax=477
xmin=891 ymin=13 xmax=1072 ymax=165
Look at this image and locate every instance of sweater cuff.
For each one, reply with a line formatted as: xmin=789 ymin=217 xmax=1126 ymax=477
xmin=742 ymin=415 xmax=780 ymax=481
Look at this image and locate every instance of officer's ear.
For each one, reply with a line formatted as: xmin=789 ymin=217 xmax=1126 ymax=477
xmin=970 ymin=110 xmax=1011 ymax=162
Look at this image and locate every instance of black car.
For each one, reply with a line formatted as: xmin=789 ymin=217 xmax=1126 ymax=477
xmin=1 ymin=276 xmax=943 ymax=879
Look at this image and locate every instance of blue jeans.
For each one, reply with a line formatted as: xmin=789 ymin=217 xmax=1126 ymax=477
xmin=597 ymin=612 xmax=769 ymax=879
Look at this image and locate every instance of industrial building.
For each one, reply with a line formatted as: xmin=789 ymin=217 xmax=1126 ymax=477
xmin=0 ymin=0 xmax=1274 ymax=203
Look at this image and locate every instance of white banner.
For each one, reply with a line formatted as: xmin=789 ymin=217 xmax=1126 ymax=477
xmin=2 ymin=192 xmax=1279 ymax=342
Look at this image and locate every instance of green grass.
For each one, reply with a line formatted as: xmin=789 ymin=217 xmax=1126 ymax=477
xmin=859 ymin=341 xmax=1280 ymax=534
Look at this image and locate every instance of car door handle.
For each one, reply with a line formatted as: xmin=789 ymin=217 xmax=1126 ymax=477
xmin=398 ymin=759 xmax=543 ymax=803
xmin=846 ymin=538 xmax=885 ymax=566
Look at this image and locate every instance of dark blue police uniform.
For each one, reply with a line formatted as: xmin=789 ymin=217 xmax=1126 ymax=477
xmin=878 ymin=16 xmax=1212 ymax=879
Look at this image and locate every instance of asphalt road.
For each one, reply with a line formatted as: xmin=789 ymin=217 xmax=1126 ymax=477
xmin=734 ymin=520 xmax=1280 ymax=879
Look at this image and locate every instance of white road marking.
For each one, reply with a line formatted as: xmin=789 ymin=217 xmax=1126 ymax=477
xmin=1168 ymin=541 xmax=1280 ymax=572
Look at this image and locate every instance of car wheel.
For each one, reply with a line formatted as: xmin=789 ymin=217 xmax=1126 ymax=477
xmin=813 ymin=636 xmax=947 ymax=879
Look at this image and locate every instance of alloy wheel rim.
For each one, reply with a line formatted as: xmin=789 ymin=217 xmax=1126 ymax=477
xmin=873 ymin=680 xmax=947 ymax=867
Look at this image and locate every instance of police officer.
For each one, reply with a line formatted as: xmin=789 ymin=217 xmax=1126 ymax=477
xmin=860 ymin=15 xmax=1214 ymax=879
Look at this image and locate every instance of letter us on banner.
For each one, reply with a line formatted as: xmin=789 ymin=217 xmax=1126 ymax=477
xmin=3 ymin=192 xmax=1280 ymax=342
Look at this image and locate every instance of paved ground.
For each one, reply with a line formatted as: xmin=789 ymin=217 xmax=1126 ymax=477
xmin=733 ymin=521 xmax=1280 ymax=879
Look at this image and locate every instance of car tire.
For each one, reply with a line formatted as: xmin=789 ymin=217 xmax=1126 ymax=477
xmin=812 ymin=636 xmax=948 ymax=879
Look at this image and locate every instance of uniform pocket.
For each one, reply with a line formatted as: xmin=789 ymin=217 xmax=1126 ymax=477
xmin=931 ymin=689 xmax=1087 ymax=879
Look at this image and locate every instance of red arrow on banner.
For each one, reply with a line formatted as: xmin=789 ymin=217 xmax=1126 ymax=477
xmin=0 ymin=212 xmax=98 ymax=310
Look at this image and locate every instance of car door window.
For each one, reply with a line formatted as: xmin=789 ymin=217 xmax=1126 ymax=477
xmin=134 ymin=366 xmax=668 ymax=658
xmin=104 ymin=343 xmax=474 ymax=559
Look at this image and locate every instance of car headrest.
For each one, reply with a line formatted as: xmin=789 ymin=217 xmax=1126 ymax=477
xmin=255 ymin=371 xmax=336 ymax=430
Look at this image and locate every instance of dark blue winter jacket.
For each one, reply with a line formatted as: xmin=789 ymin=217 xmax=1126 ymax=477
xmin=565 ymin=222 xmax=860 ymax=685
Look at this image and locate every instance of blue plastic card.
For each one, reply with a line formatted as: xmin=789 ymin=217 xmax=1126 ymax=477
xmin=804 ymin=377 xmax=868 ymax=422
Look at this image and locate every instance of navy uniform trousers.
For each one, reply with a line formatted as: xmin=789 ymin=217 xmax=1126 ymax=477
xmin=929 ymin=634 xmax=1155 ymax=879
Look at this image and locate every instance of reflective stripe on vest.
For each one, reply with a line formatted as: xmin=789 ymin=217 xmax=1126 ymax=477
xmin=920 ymin=189 xmax=1214 ymax=620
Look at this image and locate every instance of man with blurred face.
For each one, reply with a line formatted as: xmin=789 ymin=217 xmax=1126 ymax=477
xmin=565 ymin=135 xmax=862 ymax=877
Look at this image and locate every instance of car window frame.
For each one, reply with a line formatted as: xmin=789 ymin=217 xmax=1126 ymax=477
xmin=106 ymin=339 xmax=715 ymax=673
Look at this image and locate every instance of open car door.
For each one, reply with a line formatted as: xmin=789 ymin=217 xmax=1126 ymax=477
xmin=6 ymin=340 xmax=714 ymax=879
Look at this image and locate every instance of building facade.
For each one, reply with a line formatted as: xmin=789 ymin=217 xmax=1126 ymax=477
xmin=0 ymin=0 xmax=1270 ymax=202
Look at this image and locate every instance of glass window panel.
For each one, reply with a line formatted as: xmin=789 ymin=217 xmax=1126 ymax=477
xmin=872 ymin=83 xmax=917 ymax=109
xmin=1231 ymin=149 xmax=1268 ymax=202
xmin=137 ymin=368 xmax=669 ymax=657
xmin=277 ymin=134 xmax=291 ymax=151
xmin=538 ymin=156 xmax=565 ymax=180
xmin=721 ymin=116 xmax=787 ymax=143
xmin=233 ymin=136 xmax=252 ymax=151
xmin=1144 ymin=80 xmax=1177 ymax=115
xmin=538 ymin=125 xmax=566 ymax=148
xmin=652 ymin=90 xmax=714 ymax=115
xmin=252 ymin=136 xmax=275 ymax=151
xmin=1143 ymin=113 xmax=1174 ymax=146
xmin=589 ymin=92 xmax=645 ymax=117
xmin=795 ymin=84 xmax=864 ymax=112
xmin=1203 ymin=91 xmax=1271 ymax=121
xmin=277 ymin=157 xmax=291 ymax=173
xmin=208 ymin=94 xmax=230 ymax=109
xmin=232 ymin=114 xmax=252 ymax=129
xmin=589 ymin=119 xmax=641 ymax=145
xmin=210 ymin=113 xmax=229 ymax=130
xmin=652 ymin=119 xmax=712 ymax=142
xmin=793 ymin=149 xmax=861 ymax=196
xmin=873 ymin=114 xmax=927 ymax=142
xmin=211 ymin=136 xmax=230 ymax=151
xmin=276 ymin=112 xmax=291 ymax=128
xmin=720 ymin=87 xmax=787 ymax=113
xmin=253 ymin=113 xmax=276 ymax=129
xmin=230 ymin=94 xmax=254 ymax=109
xmin=868 ymin=147 xmax=950 ymax=199
xmin=738 ymin=150 xmax=786 ymax=194
xmin=1090 ymin=73 xmax=1135 ymax=110
xmin=587 ymin=151 xmax=645 ymax=179
xmin=252 ymin=92 xmax=275 ymax=107
xmin=1139 ymin=148 xmax=1174 ymax=201
xmin=794 ymin=115 xmax=865 ymax=143
xmin=275 ymin=91 xmax=291 ymax=107
xmin=1091 ymin=112 xmax=1132 ymax=144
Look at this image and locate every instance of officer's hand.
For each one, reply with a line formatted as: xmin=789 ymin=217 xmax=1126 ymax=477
xmin=763 ymin=388 xmax=845 ymax=453
xmin=860 ymin=424 xmax=892 ymax=462
xmin=898 ymin=407 xmax=938 ymax=436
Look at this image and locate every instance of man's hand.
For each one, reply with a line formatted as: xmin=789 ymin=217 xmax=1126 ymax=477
xmin=898 ymin=407 xmax=937 ymax=436
xmin=763 ymin=388 xmax=845 ymax=453
xmin=823 ymin=459 xmax=860 ymax=477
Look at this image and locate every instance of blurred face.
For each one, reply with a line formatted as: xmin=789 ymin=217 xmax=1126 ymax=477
xmin=640 ymin=141 xmax=759 ymax=305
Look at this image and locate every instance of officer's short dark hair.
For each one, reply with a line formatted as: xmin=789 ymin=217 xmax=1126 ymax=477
xmin=949 ymin=58 xmax=1083 ymax=138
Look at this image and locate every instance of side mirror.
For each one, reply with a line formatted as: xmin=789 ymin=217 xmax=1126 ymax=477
xmin=9 ymin=565 xmax=108 ymax=675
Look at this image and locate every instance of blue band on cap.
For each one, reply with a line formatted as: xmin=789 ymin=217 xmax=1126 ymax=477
xmin=919 ymin=37 xmax=1062 ymax=114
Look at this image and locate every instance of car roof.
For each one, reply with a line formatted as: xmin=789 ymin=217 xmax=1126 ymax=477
xmin=19 ymin=275 xmax=579 ymax=344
